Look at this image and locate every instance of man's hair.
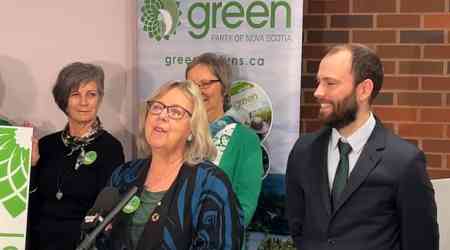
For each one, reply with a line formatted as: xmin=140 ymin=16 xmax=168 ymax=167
xmin=325 ymin=44 xmax=383 ymax=103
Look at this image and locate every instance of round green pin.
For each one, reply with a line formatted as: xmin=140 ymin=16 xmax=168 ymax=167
xmin=83 ymin=151 xmax=97 ymax=165
xmin=123 ymin=195 xmax=141 ymax=214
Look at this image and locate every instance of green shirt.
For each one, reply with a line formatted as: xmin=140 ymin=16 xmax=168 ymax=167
xmin=128 ymin=189 xmax=166 ymax=249
xmin=212 ymin=123 xmax=263 ymax=226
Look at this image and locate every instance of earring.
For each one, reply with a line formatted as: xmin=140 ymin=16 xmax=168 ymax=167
xmin=187 ymin=134 xmax=193 ymax=142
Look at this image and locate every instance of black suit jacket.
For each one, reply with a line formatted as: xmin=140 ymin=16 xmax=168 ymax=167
xmin=286 ymin=120 xmax=439 ymax=250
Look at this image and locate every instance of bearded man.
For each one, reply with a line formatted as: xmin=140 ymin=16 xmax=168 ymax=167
xmin=286 ymin=44 xmax=439 ymax=250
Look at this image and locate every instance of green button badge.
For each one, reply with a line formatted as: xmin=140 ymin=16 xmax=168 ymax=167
xmin=123 ymin=195 xmax=141 ymax=214
xmin=83 ymin=151 xmax=97 ymax=165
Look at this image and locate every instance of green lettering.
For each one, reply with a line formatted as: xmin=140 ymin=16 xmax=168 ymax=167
xmin=247 ymin=1 xmax=269 ymax=28
xmin=271 ymin=1 xmax=291 ymax=28
xmin=188 ymin=2 xmax=210 ymax=39
xmin=222 ymin=1 xmax=244 ymax=29
xmin=211 ymin=2 xmax=222 ymax=28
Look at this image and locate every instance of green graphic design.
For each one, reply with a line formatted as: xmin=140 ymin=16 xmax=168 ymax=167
xmin=123 ymin=195 xmax=141 ymax=214
xmin=141 ymin=0 xmax=181 ymax=41
xmin=0 ymin=127 xmax=30 ymax=218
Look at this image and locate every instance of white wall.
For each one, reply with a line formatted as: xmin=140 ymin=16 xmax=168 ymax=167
xmin=0 ymin=1 xmax=137 ymax=159
xmin=432 ymin=178 xmax=450 ymax=250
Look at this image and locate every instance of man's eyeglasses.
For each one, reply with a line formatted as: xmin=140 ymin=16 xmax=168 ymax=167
xmin=193 ymin=79 xmax=220 ymax=90
xmin=147 ymin=101 xmax=192 ymax=120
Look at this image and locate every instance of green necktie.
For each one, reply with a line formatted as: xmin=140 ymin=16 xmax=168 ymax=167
xmin=331 ymin=140 xmax=352 ymax=210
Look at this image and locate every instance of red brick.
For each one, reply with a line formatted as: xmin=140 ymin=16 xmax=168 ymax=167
xmin=425 ymin=154 xmax=443 ymax=167
xmin=301 ymin=90 xmax=316 ymax=105
xmin=353 ymin=30 xmax=396 ymax=43
xmin=398 ymin=123 xmax=444 ymax=138
xmin=306 ymin=60 xmax=321 ymax=74
xmin=400 ymin=0 xmax=446 ymax=12
xmin=382 ymin=61 xmax=396 ymax=75
xmin=373 ymin=92 xmax=394 ymax=105
xmin=308 ymin=0 xmax=350 ymax=14
xmin=377 ymin=45 xmax=421 ymax=59
xmin=399 ymin=61 xmax=444 ymax=75
xmin=400 ymin=31 xmax=444 ymax=44
xmin=424 ymin=46 xmax=450 ymax=59
xmin=447 ymin=94 xmax=450 ymax=105
xmin=302 ymin=75 xmax=316 ymax=88
xmin=422 ymin=77 xmax=450 ymax=91
xmin=383 ymin=122 xmax=396 ymax=131
xmin=307 ymin=30 xmax=349 ymax=43
xmin=447 ymin=125 xmax=450 ymax=137
xmin=353 ymin=0 xmax=396 ymax=12
xmin=420 ymin=108 xmax=450 ymax=122
xmin=301 ymin=105 xmax=320 ymax=120
xmin=383 ymin=76 xmax=419 ymax=90
xmin=303 ymin=15 xmax=327 ymax=29
xmin=398 ymin=93 xmax=442 ymax=106
xmin=373 ymin=107 xmax=418 ymax=121
xmin=302 ymin=45 xmax=328 ymax=59
xmin=423 ymin=140 xmax=450 ymax=153
xmin=377 ymin=15 xmax=420 ymax=28
xmin=424 ymin=15 xmax=450 ymax=29
xmin=428 ymin=169 xmax=450 ymax=178
xmin=331 ymin=15 xmax=373 ymax=28
xmin=448 ymin=62 xmax=450 ymax=74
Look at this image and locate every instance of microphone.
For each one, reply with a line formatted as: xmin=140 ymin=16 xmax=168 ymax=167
xmin=81 ymin=187 xmax=120 ymax=232
xmin=76 ymin=186 xmax=139 ymax=250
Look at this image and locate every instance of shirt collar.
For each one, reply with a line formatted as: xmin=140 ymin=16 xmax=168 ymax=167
xmin=330 ymin=112 xmax=376 ymax=154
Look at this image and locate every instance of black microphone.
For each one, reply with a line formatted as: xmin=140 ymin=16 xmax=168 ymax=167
xmin=76 ymin=186 xmax=139 ymax=250
xmin=81 ymin=187 xmax=120 ymax=232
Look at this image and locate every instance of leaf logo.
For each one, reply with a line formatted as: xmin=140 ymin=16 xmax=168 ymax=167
xmin=0 ymin=127 xmax=30 ymax=218
xmin=141 ymin=0 xmax=182 ymax=41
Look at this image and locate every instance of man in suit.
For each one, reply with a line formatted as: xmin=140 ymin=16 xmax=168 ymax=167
xmin=286 ymin=44 xmax=439 ymax=250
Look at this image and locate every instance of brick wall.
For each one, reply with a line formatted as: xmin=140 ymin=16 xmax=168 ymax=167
xmin=301 ymin=0 xmax=450 ymax=178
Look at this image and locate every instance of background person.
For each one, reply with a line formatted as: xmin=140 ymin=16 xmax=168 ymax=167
xmin=99 ymin=80 xmax=243 ymax=250
xmin=186 ymin=52 xmax=263 ymax=226
xmin=27 ymin=62 xmax=125 ymax=250
xmin=286 ymin=44 xmax=439 ymax=250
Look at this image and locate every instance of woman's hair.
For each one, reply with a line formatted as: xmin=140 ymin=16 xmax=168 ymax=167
xmin=52 ymin=62 xmax=104 ymax=114
xmin=185 ymin=52 xmax=232 ymax=111
xmin=137 ymin=80 xmax=217 ymax=165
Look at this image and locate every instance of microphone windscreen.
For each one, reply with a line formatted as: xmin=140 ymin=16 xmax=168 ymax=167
xmin=90 ymin=187 xmax=121 ymax=214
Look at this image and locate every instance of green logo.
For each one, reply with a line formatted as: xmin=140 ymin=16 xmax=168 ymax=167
xmin=83 ymin=151 xmax=97 ymax=165
xmin=122 ymin=195 xmax=141 ymax=214
xmin=0 ymin=127 xmax=31 ymax=218
xmin=141 ymin=0 xmax=181 ymax=41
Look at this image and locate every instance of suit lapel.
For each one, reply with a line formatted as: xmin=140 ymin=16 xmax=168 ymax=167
xmin=314 ymin=128 xmax=333 ymax=216
xmin=332 ymin=120 xmax=386 ymax=214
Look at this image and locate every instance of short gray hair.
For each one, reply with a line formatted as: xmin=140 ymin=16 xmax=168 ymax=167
xmin=137 ymin=80 xmax=217 ymax=165
xmin=52 ymin=62 xmax=104 ymax=113
xmin=185 ymin=52 xmax=232 ymax=111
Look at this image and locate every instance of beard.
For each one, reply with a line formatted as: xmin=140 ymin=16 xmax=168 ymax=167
xmin=318 ymin=90 xmax=358 ymax=130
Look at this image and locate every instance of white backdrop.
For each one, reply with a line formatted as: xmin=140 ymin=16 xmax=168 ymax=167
xmin=0 ymin=1 xmax=137 ymax=160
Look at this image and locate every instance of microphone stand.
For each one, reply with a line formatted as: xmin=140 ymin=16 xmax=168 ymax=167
xmin=76 ymin=186 xmax=138 ymax=250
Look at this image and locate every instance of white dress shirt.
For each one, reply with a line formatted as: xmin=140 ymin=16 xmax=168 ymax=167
xmin=327 ymin=112 xmax=376 ymax=190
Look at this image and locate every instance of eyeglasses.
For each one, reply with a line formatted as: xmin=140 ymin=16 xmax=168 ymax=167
xmin=147 ymin=101 xmax=192 ymax=120
xmin=193 ymin=79 xmax=220 ymax=90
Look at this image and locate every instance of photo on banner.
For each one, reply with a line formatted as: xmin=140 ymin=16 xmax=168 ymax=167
xmin=137 ymin=0 xmax=303 ymax=246
xmin=0 ymin=126 xmax=33 ymax=250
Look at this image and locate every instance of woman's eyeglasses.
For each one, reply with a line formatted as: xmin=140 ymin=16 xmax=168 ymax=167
xmin=193 ymin=79 xmax=220 ymax=90
xmin=147 ymin=101 xmax=192 ymax=120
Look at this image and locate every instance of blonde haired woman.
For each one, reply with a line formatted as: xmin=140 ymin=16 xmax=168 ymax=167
xmin=99 ymin=80 xmax=244 ymax=250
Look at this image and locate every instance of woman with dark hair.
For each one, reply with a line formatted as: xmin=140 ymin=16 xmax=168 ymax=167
xmin=186 ymin=53 xmax=263 ymax=226
xmin=27 ymin=62 xmax=124 ymax=250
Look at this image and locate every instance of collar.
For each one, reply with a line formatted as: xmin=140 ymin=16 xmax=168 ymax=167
xmin=330 ymin=112 xmax=376 ymax=154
